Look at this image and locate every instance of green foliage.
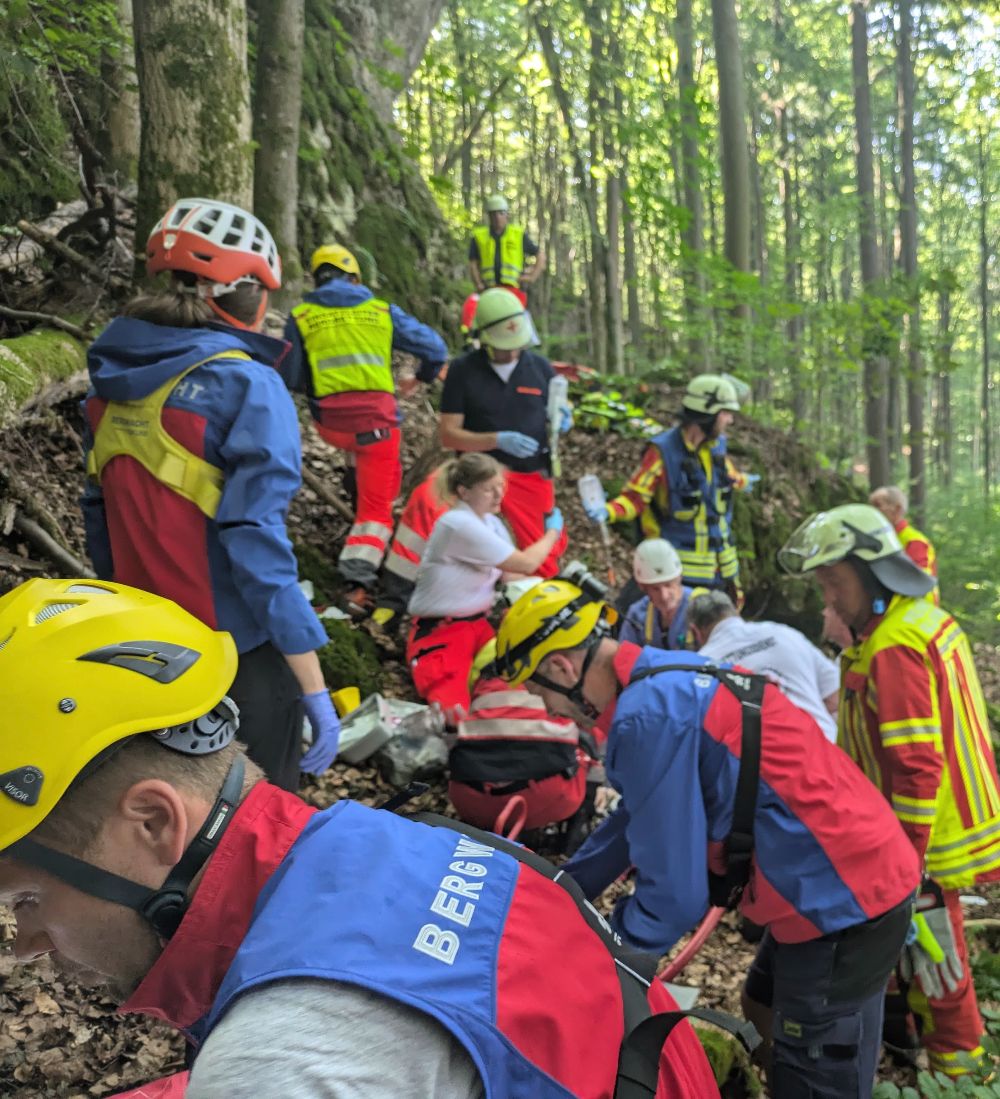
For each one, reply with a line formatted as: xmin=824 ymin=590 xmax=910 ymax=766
xmin=317 ymin=618 xmax=383 ymax=697
xmin=695 ymin=1027 xmax=763 ymax=1096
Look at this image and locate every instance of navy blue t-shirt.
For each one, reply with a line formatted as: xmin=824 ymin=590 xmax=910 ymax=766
xmin=441 ymin=348 xmax=553 ymax=474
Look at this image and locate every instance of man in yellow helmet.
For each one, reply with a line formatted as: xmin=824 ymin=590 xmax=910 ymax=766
xmin=283 ymin=245 xmax=448 ymax=616
xmin=493 ymin=578 xmax=920 ymax=1097
xmin=0 ymin=577 xmax=722 ymax=1099
xmin=468 ymin=195 xmax=546 ymax=294
xmin=780 ymin=503 xmax=1000 ymax=1077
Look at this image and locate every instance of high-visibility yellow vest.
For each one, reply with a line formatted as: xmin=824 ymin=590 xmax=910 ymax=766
xmin=291 ymin=298 xmax=394 ymax=398
xmin=896 ymin=520 xmax=940 ymax=604
xmin=472 ymin=225 xmax=525 ymax=287
xmin=838 ymin=595 xmax=1000 ymax=887
xmin=86 ymin=352 xmax=250 ymax=519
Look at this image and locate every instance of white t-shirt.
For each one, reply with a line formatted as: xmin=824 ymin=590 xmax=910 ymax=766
xmin=408 ymin=502 xmax=513 ymax=618
xmin=186 ymin=978 xmax=485 ymax=1098
xmin=697 ymin=616 xmax=840 ymax=741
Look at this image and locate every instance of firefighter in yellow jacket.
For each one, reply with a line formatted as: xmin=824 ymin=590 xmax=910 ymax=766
xmin=781 ymin=503 xmax=1000 ymax=1077
xmin=468 ymin=196 xmax=546 ymax=294
xmin=283 ymin=246 xmax=448 ymax=616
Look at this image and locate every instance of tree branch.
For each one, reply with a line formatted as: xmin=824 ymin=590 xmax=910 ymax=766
xmin=0 ymin=305 xmax=90 ymax=340
xmin=15 ymin=220 xmax=129 ymax=291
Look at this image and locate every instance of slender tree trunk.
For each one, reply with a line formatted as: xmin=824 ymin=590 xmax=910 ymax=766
xmin=779 ymin=105 xmax=805 ymax=429
xmin=622 ymin=142 xmax=642 ymax=361
xmin=980 ymin=129 xmax=992 ymax=497
xmin=850 ymin=1 xmax=890 ymax=487
xmin=101 ymin=0 xmax=139 ymax=183
xmin=897 ymin=0 xmax=925 ymax=523
xmin=676 ymin=0 xmax=708 ymax=370
xmin=254 ymin=0 xmax=304 ymax=292
xmin=936 ymin=283 xmax=953 ymax=488
xmin=133 ymin=0 xmax=253 ymax=248
xmin=711 ymin=0 xmax=752 ymax=347
xmin=604 ymin=16 xmax=625 ymax=374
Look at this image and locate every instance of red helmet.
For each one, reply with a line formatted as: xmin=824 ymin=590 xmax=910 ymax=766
xmin=146 ymin=198 xmax=281 ymax=291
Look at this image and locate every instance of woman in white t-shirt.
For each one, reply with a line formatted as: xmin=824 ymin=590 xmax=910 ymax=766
xmin=406 ymin=453 xmax=562 ymax=720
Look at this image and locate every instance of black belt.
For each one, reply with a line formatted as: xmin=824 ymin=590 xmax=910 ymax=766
xmin=412 ymin=613 xmax=484 ymax=642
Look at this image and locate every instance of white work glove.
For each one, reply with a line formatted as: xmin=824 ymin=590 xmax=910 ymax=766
xmin=899 ymin=883 xmax=964 ymax=1000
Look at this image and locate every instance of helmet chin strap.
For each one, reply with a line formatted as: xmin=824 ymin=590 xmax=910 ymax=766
xmin=7 ymin=756 xmax=245 ymax=941
xmin=530 ymin=636 xmax=602 ymax=722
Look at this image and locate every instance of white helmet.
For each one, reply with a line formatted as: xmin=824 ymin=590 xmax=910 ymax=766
xmin=633 ymin=539 xmax=682 ymax=584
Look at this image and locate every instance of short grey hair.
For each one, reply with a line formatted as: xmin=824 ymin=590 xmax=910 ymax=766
xmin=869 ymin=485 xmax=907 ymax=514
xmin=687 ymin=589 xmax=737 ymax=631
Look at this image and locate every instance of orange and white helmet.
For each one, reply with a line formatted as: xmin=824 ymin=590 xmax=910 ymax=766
xmin=146 ymin=198 xmax=282 ymax=292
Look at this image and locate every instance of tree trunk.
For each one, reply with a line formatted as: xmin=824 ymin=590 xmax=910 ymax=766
xmin=850 ymin=1 xmax=890 ymax=488
xmin=604 ymin=16 xmax=625 ymax=375
xmin=710 ymin=0 xmax=752 ymax=334
xmin=675 ymin=0 xmax=708 ymax=370
xmin=101 ymin=0 xmax=140 ymax=183
xmin=778 ymin=104 xmax=805 ymax=429
xmin=980 ymin=129 xmax=992 ymax=497
xmin=253 ymin=0 xmax=304 ymax=294
xmin=897 ymin=0 xmax=925 ymax=523
xmin=935 ymin=281 xmax=953 ymax=488
xmin=133 ymin=0 xmax=253 ymax=248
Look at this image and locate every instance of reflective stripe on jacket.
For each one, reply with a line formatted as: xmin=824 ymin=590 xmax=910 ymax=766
xmin=473 ymin=224 xmax=525 ymax=286
xmin=838 ymin=595 xmax=1000 ymax=886
xmin=87 ymin=352 xmax=249 ymax=518
xmin=291 ymin=297 xmax=393 ymax=397
xmin=650 ymin=427 xmax=738 ymax=586
xmin=384 ymin=472 xmax=448 ymax=584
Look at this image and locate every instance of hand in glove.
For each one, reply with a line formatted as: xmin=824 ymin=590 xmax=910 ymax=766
xmin=496 ymin=430 xmax=541 ymax=458
xmin=559 ymin=406 xmax=574 ymax=434
xmin=899 ymin=882 xmax=964 ymax=1000
xmin=584 ymin=500 xmax=610 ymax=524
xmin=300 ymin=689 xmax=341 ymax=775
xmin=545 ymin=507 xmax=564 ymax=533
xmin=741 ymin=473 xmax=761 ymax=493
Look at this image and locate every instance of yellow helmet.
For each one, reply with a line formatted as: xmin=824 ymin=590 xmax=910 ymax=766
xmin=0 ymin=578 xmax=238 ymax=849
xmin=310 ymin=244 xmax=360 ymax=278
xmin=495 ymin=580 xmax=615 ymax=686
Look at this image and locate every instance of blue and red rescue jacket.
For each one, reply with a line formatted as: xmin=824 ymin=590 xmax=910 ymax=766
xmin=565 ymin=644 xmax=921 ymax=954
xmin=121 ymin=782 xmax=718 ymax=1098
xmin=82 ymin=318 xmax=326 ymax=656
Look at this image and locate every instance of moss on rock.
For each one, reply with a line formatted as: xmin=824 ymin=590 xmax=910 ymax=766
xmin=0 ymin=330 xmax=87 ymax=431
xmin=318 ymin=617 xmax=383 ymax=696
xmin=695 ymin=1027 xmax=763 ymax=1097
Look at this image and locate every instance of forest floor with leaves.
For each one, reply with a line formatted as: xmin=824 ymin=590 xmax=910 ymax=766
xmin=0 ymin=371 xmax=998 ymax=1096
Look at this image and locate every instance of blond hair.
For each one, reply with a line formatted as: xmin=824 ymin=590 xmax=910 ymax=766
xmin=434 ymin=452 xmax=503 ymax=501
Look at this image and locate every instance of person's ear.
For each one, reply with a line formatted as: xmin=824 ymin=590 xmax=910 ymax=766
xmin=110 ymin=781 xmax=191 ymax=874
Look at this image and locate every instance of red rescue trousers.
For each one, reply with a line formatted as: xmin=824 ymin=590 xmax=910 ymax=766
xmin=907 ymin=887 xmax=985 ymax=1076
xmin=318 ymin=425 xmax=401 ymax=588
xmin=406 ymin=616 xmax=496 ymax=718
xmin=449 ymin=748 xmax=592 ymax=832
xmin=500 ymin=468 xmax=567 ymax=578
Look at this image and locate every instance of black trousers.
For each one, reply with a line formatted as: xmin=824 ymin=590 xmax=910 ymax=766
xmin=228 ymin=643 xmax=303 ymax=792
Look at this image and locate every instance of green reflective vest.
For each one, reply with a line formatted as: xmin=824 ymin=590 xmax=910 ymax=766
xmin=472 ymin=225 xmax=525 ymax=287
xmin=86 ymin=352 xmax=250 ymax=518
xmin=292 ymin=298 xmax=394 ymax=397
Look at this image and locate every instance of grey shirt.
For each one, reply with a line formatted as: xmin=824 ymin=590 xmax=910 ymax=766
xmin=186 ymin=978 xmax=486 ymax=1098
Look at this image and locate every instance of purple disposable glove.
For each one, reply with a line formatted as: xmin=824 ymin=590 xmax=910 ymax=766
xmin=300 ymin=689 xmax=341 ymax=775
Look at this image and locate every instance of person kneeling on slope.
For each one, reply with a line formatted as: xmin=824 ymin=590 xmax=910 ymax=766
xmin=406 ymin=453 xmax=562 ymax=722
xmin=0 ymin=577 xmax=725 ymax=1099
xmin=495 ymin=579 xmax=922 ymax=1099
xmin=448 ymin=673 xmax=599 ymax=837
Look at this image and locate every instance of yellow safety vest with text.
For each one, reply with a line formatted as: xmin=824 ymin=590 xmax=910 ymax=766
xmin=838 ymin=595 xmax=1000 ymax=887
xmin=472 ymin=224 xmax=526 ymax=287
xmin=292 ymin=298 xmax=394 ymax=398
xmin=86 ymin=352 xmax=250 ymax=519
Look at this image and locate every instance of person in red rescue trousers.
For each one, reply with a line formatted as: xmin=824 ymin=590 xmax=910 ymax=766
xmin=495 ymin=579 xmax=922 ymax=1099
xmin=81 ymin=198 xmax=339 ymax=793
xmin=406 ymin=453 xmax=562 ymax=722
xmin=584 ymin=374 xmax=757 ymax=601
xmin=780 ymin=503 xmax=1000 ymax=1079
xmin=0 ymin=578 xmax=723 ymax=1099
xmin=282 ymin=244 xmax=448 ymax=617
xmin=439 ymin=287 xmax=571 ymax=578
xmin=372 ymin=466 xmax=450 ymax=631
xmin=869 ymin=485 xmax=939 ymax=603
xmin=468 ymin=194 xmax=546 ymax=294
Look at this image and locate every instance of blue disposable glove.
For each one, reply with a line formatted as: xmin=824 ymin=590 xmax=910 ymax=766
xmin=559 ymin=406 xmax=574 ymax=433
xmin=742 ymin=473 xmax=761 ymax=493
xmin=300 ymin=689 xmax=341 ymax=775
xmin=545 ymin=507 xmax=564 ymax=533
xmin=584 ymin=500 xmax=609 ymax=524
xmin=496 ymin=430 xmax=541 ymax=458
